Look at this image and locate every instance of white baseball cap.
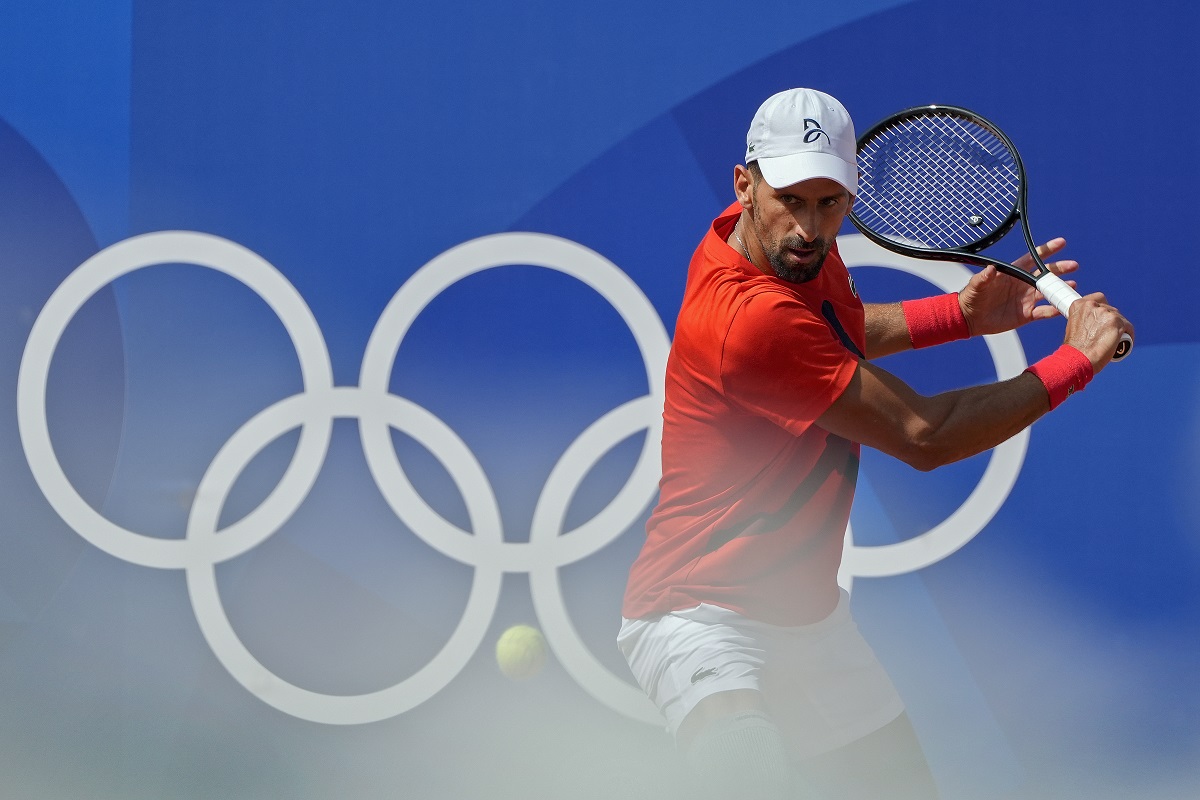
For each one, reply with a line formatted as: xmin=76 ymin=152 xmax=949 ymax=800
xmin=745 ymin=88 xmax=858 ymax=195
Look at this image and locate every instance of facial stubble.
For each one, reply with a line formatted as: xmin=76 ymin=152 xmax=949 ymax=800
xmin=749 ymin=204 xmax=832 ymax=284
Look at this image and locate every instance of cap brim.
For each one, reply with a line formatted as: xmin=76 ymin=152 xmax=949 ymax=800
xmin=756 ymin=152 xmax=858 ymax=195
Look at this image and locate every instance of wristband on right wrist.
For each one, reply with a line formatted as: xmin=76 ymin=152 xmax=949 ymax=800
xmin=1025 ymin=344 xmax=1093 ymax=410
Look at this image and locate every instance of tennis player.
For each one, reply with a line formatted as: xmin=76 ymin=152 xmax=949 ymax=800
xmin=618 ymin=88 xmax=1133 ymax=799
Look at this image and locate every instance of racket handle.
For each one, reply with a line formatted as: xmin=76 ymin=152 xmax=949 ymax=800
xmin=1034 ymin=272 xmax=1132 ymax=361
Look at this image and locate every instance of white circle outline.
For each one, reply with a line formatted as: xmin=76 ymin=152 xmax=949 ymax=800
xmin=184 ymin=388 xmax=504 ymax=724
xmin=358 ymin=233 xmax=670 ymax=576
xmin=836 ymin=235 xmax=1029 ymax=581
xmin=16 ymin=231 xmax=335 ymax=570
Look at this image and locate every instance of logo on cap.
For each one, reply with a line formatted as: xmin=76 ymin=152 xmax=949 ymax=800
xmin=803 ymin=118 xmax=829 ymax=144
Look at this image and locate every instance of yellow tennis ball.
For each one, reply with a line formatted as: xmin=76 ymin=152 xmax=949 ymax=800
xmin=495 ymin=624 xmax=547 ymax=680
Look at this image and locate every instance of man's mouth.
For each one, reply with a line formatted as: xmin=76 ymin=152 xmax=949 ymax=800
xmin=788 ymin=246 xmax=817 ymax=263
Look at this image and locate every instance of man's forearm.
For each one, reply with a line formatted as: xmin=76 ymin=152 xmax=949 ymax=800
xmin=863 ymin=302 xmax=912 ymax=359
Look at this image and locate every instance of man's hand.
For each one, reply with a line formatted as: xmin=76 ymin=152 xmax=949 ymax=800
xmin=1063 ymin=294 xmax=1135 ymax=374
xmin=957 ymin=237 xmax=1078 ymax=336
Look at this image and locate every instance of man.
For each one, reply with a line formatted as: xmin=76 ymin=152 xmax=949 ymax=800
xmin=618 ymin=88 xmax=1133 ymax=799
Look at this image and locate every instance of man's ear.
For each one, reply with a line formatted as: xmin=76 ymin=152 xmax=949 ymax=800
xmin=733 ymin=164 xmax=754 ymax=210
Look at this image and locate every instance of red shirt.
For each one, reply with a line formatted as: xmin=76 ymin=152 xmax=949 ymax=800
xmin=622 ymin=203 xmax=865 ymax=626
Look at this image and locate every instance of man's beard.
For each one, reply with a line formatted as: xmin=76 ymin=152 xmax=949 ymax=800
xmin=750 ymin=210 xmax=832 ymax=284
xmin=765 ymin=235 xmax=832 ymax=284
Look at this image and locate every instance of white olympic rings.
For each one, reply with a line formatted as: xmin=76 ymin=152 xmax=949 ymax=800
xmin=17 ymin=230 xmax=1027 ymax=727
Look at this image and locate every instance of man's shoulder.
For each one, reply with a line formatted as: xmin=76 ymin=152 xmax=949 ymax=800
xmin=726 ymin=285 xmax=824 ymax=346
xmin=680 ymin=261 xmax=802 ymax=333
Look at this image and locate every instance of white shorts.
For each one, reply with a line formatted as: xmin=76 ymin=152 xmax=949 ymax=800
xmin=617 ymin=590 xmax=905 ymax=760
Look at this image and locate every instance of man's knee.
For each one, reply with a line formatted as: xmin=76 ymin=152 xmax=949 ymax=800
xmin=684 ymin=710 xmax=796 ymax=800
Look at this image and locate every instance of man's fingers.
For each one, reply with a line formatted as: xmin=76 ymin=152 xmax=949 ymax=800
xmin=1014 ymin=238 xmax=1069 ymax=269
xmin=1035 ymin=237 xmax=1067 ymax=259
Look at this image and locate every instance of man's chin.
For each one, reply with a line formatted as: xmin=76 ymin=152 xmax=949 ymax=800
xmin=770 ymin=255 xmax=824 ymax=284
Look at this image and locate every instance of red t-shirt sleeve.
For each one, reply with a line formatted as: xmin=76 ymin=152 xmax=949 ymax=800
xmin=720 ymin=290 xmax=859 ymax=436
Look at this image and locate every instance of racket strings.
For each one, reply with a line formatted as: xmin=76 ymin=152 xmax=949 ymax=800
xmin=855 ymin=113 xmax=1020 ymax=250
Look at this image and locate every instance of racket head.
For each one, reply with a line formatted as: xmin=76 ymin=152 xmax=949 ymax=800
xmin=849 ymin=105 xmax=1028 ymax=261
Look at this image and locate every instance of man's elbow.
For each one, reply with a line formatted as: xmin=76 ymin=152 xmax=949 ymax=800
xmin=892 ymin=425 xmax=956 ymax=473
xmin=896 ymin=446 xmax=944 ymax=473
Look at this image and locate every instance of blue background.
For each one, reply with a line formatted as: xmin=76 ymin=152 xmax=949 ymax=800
xmin=2 ymin=1 xmax=1197 ymax=797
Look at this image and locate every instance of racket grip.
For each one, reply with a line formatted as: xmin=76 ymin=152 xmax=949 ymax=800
xmin=1034 ymin=272 xmax=1132 ymax=361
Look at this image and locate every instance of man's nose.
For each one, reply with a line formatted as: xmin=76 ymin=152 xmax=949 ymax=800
xmin=792 ymin=210 xmax=818 ymax=243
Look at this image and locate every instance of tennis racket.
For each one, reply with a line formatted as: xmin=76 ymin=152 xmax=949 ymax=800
xmin=848 ymin=104 xmax=1132 ymax=360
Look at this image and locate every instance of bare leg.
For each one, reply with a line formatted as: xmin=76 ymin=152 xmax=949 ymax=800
xmin=677 ymin=690 xmax=796 ymax=800
xmin=795 ymin=712 xmax=938 ymax=800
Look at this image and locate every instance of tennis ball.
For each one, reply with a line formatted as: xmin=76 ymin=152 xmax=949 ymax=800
xmin=495 ymin=624 xmax=547 ymax=680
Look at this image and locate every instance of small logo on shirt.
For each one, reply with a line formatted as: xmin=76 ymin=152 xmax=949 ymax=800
xmin=690 ymin=667 xmax=719 ymax=684
xmin=847 ymin=273 xmax=858 ymax=297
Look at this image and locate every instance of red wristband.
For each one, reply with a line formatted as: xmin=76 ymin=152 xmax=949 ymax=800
xmin=901 ymin=293 xmax=970 ymax=349
xmin=1025 ymin=345 xmax=1093 ymax=410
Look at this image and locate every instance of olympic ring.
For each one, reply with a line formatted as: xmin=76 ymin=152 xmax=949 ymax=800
xmin=17 ymin=232 xmax=336 ymax=571
xmin=835 ymin=235 xmax=1029 ymax=589
xmin=17 ymin=230 xmax=1027 ymax=728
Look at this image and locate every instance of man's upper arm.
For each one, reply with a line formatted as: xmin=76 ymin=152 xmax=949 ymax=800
xmin=817 ymin=359 xmax=931 ymax=463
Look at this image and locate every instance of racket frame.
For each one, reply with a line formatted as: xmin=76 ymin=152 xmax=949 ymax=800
xmin=849 ymin=104 xmax=1130 ymax=359
xmin=849 ymin=104 xmax=1053 ymax=283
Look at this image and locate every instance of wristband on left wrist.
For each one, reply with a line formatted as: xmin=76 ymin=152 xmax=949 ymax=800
xmin=901 ymin=293 xmax=970 ymax=349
